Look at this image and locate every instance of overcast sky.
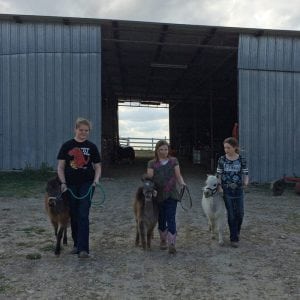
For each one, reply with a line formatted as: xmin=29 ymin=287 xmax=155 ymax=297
xmin=1 ymin=0 xmax=300 ymax=138
xmin=1 ymin=0 xmax=300 ymax=30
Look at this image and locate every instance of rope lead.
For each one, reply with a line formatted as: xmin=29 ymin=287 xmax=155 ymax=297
xmin=66 ymin=183 xmax=106 ymax=207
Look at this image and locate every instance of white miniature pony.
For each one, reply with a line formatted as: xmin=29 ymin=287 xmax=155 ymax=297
xmin=202 ymin=175 xmax=226 ymax=246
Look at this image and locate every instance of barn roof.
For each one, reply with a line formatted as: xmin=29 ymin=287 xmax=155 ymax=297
xmin=1 ymin=13 xmax=300 ymax=104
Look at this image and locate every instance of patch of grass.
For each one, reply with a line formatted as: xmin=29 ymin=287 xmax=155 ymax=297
xmin=282 ymin=212 xmax=300 ymax=233
xmin=0 ymin=165 xmax=55 ymax=197
xmin=26 ymin=253 xmax=42 ymax=260
xmin=39 ymin=244 xmax=55 ymax=252
xmin=16 ymin=227 xmax=46 ymax=235
xmin=0 ymin=285 xmax=11 ymax=293
xmin=16 ymin=242 xmax=29 ymax=247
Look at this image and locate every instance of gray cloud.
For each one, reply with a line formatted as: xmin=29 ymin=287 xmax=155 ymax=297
xmin=1 ymin=0 xmax=300 ymax=138
xmin=119 ymin=106 xmax=169 ymax=138
xmin=1 ymin=0 xmax=300 ymax=30
xmin=119 ymin=106 xmax=168 ymax=123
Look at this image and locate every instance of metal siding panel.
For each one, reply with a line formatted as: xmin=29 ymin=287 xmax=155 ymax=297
xmin=293 ymin=39 xmax=300 ymax=71
xmin=0 ymin=21 xmax=102 ymax=169
xmin=28 ymin=54 xmax=38 ymax=167
xmin=63 ymin=26 xmax=71 ymax=52
xmin=72 ymin=26 xmax=80 ymax=53
xmin=2 ymin=54 xmax=11 ymax=169
xmin=0 ymin=51 xmax=2 ymax=169
xmin=257 ymin=37 xmax=268 ymax=70
xmin=72 ymin=53 xmax=80 ymax=117
xmin=80 ymin=53 xmax=89 ymax=117
xmin=62 ymin=53 xmax=73 ymax=134
xmin=37 ymin=23 xmax=46 ymax=52
xmin=239 ymin=69 xmax=299 ymax=182
xmin=53 ymin=53 xmax=63 ymax=163
xmin=10 ymin=55 xmax=20 ymax=169
xmin=267 ymin=72 xmax=277 ymax=180
xmin=283 ymin=38 xmax=293 ymax=70
xmin=80 ymin=25 xmax=88 ymax=53
xmin=36 ymin=53 xmax=46 ymax=166
xmin=239 ymin=34 xmax=300 ymax=72
xmin=54 ymin=24 xmax=62 ymax=53
xmin=10 ymin=23 xmax=19 ymax=54
xmin=19 ymin=53 xmax=30 ymax=168
xmin=27 ymin=23 xmax=35 ymax=54
xmin=45 ymin=24 xmax=55 ymax=53
xmin=239 ymin=34 xmax=300 ymax=182
xmin=19 ymin=24 xmax=28 ymax=54
xmin=1 ymin=22 xmax=10 ymax=54
xmin=294 ymin=74 xmax=300 ymax=175
xmin=45 ymin=52 xmax=55 ymax=165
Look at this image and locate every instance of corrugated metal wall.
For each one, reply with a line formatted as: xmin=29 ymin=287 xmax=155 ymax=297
xmin=238 ymin=34 xmax=300 ymax=182
xmin=0 ymin=21 xmax=102 ymax=170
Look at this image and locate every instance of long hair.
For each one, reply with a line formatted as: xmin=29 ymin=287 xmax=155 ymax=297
xmin=223 ymin=137 xmax=240 ymax=154
xmin=154 ymin=140 xmax=170 ymax=161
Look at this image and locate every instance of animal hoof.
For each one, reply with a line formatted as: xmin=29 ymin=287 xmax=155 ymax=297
xmin=218 ymin=241 xmax=225 ymax=246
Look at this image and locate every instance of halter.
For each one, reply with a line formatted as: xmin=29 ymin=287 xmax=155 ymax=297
xmin=205 ymin=186 xmax=218 ymax=196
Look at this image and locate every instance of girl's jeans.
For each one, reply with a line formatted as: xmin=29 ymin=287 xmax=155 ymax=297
xmin=68 ymin=182 xmax=94 ymax=253
xmin=158 ymin=197 xmax=178 ymax=235
xmin=223 ymin=187 xmax=244 ymax=242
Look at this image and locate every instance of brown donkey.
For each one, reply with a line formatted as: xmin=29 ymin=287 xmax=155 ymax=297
xmin=133 ymin=176 xmax=159 ymax=250
xmin=45 ymin=176 xmax=70 ymax=255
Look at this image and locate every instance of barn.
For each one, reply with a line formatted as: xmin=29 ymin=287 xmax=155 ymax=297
xmin=0 ymin=14 xmax=299 ymax=182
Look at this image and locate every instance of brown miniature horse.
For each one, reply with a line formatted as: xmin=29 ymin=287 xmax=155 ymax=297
xmin=133 ymin=176 xmax=159 ymax=250
xmin=45 ymin=176 xmax=70 ymax=256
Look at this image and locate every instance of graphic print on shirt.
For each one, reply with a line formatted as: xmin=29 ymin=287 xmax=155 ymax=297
xmin=68 ymin=147 xmax=90 ymax=169
xmin=224 ymin=161 xmax=241 ymax=173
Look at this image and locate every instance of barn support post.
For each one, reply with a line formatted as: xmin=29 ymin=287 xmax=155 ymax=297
xmin=209 ymin=80 xmax=215 ymax=172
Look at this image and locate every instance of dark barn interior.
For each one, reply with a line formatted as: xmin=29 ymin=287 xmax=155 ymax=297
xmin=100 ymin=20 xmax=241 ymax=167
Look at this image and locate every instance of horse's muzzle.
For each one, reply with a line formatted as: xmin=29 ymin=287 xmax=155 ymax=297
xmin=204 ymin=190 xmax=212 ymax=198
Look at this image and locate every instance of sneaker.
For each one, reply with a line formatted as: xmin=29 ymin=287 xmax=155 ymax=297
xmin=168 ymin=244 xmax=177 ymax=254
xmin=160 ymin=240 xmax=167 ymax=250
xmin=70 ymin=247 xmax=78 ymax=254
xmin=78 ymin=251 xmax=90 ymax=258
xmin=231 ymin=241 xmax=239 ymax=248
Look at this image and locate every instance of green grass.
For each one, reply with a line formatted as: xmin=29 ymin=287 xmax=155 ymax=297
xmin=39 ymin=244 xmax=55 ymax=252
xmin=26 ymin=253 xmax=42 ymax=260
xmin=16 ymin=226 xmax=46 ymax=236
xmin=0 ymin=285 xmax=11 ymax=293
xmin=0 ymin=169 xmax=55 ymax=198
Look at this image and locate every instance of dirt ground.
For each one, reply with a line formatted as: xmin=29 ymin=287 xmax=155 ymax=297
xmin=0 ymin=158 xmax=299 ymax=300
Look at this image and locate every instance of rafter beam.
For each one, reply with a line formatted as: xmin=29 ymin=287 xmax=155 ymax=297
xmin=102 ymin=38 xmax=237 ymax=50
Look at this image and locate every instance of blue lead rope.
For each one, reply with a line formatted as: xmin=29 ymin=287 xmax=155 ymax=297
xmin=67 ymin=182 xmax=106 ymax=207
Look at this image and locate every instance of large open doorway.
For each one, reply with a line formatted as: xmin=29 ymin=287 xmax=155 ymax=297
xmin=101 ymin=20 xmax=239 ymax=169
xmin=118 ymin=101 xmax=169 ymax=155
